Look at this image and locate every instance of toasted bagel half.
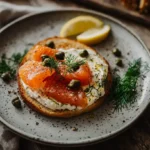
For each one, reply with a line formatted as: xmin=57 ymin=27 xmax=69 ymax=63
xmin=18 ymin=37 xmax=112 ymax=118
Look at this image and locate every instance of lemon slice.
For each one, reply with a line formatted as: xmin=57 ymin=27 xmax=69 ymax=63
xmin=60 ymin=16 xmax=103 ymax=37
xmin=77 ymin=25 xmax=111 ymax=45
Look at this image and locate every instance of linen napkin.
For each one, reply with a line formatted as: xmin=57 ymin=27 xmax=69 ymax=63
xmin=0 ymin=1 xmax=66 ymax=26
xmin=0 ymin=1 xmax=77 ymax=150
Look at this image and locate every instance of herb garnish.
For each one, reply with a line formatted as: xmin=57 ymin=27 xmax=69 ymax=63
xmin=0 ymin=49 xmax=28 ymax=81
xmin=12 ymin=49 xmax=28 ymax=64
xmin=109 ymin=58 xmax=148 ymax=110
xmin=65 ymin=54 xmax=85 ymax=72
xmin=42 ymin=57 xmax=58 ymax=69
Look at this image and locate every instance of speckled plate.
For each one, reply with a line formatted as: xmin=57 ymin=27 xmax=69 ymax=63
xmin=0 ymin=9 xmax=150 ymax=146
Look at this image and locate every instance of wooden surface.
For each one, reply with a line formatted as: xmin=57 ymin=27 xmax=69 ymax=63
xmin=73 ymin=0 xmax=150 ymax=26
xmin=4 ymin=0 xmax=150 ymax=149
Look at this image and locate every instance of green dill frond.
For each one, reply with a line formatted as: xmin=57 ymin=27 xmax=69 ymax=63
xmin=0 ymin=49 xmax=28 ymax=80
xmin=0 ymin=59 xmax=13 ymax=74
xmin=12 ymin=49 xmax=28 ymax=64
xmin=42 ymin=57 xmax=58 ymax=70
xmin=110 ymin=58 xmax=142 ymax=110
xmin=65 ymin=54 xmax=86 ymax=72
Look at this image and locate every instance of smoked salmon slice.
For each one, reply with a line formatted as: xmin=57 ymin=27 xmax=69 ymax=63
xmin=60 ymin=64 xmax=92 ymax=86
xmin=19 ymin=61 xmax=87 ymax=107
xmin=43 ymin=73 xmax=87 ymax=107
xmin=28 ymin=45 xmax=92 ymax=86
xmin=30 ymin=45 xmax=58 ymax=62
xmin=19 ymin=61 xmax=55 ymax=89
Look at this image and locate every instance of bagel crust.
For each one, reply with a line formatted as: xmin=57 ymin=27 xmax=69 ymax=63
xmin=18 ymin=37 xmax=112 ymax=118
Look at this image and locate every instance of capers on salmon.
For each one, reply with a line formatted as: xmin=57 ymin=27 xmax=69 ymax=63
xmin=72 ymin=65 xmax=80 ymax=72
xmin=1 ymin=72 xmax=11 ymax=82
xmin=112 ymin=48 xmax=121 ymax=57
xmin=41 ymin=55 xmax=49 ymax=61
xmin=42 ymin=58 xmax=51 ymax=67
xmin=84 ymin=88 xmax=89 ymax=93
xmin=68 ymin=80 xmax=81 ymax=89
xmin=79 ymin=50 xmax=89 ymax=57
xmin=116 ymin=58 xmax=123 ymax=67
xmin=12 ymin=97 xmax=22 ymax=109
xmin=55 ymin=52 xmax=65 ymax=60
xmin=45 ymin=41 xmax=55 ymax=48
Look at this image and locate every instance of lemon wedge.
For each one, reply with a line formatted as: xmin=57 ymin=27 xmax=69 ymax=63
xmin=77 ymin=25 xmax=111 ymax=45
xmin=60 ymin=16 xmax=103 ymax=37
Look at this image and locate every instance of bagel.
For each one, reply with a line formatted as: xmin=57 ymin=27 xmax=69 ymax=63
xmin=18 ymin=37 xmax=112 ymax=118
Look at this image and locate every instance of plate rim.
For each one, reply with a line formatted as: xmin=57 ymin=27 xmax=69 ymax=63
xmin=0 ymin=8 xmax=150 ymax=146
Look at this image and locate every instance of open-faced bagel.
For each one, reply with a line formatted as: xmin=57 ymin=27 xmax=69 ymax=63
xmin=18 ymin=37 xmax=112 ymax=118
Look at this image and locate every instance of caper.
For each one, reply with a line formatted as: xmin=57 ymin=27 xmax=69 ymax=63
xmin=42 ymin=58 xmax=50 ymax=67
xmin=45 ymin=41 xmax=55 ymax=48
xmin=116 ymin=58 xmax=123 ymax=67
xmin=55 ymin=52 xmax=65 ymax=60
xmin=84 ymin=88 xmax=89 ymax=92
xmin=68 ymin=80 xmax=81 ymax=89
xmin=1 ymin=72 xmax=11 ymax=82
xmin=112 ymin=48 xmax=121 ymax=57
xmin=72 ymin=65 xmax=79 ymax=72
xmin=41 ymin=55 xmax=49 ymax=61
xmin=79 ymin=50 xmax=89 ymax=57
xmin=72 ymin=127 xmax=78 ymax=131
xmin=12 ymin=97 xmax=22 ymax=109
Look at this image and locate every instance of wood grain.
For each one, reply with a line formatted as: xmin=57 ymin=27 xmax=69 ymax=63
xmin=73 ymin=0 xmax=150 ymax=26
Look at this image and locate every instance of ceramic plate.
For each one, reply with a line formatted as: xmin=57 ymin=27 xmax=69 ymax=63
xmin=0 ymin=9 xmax=150 ymax=146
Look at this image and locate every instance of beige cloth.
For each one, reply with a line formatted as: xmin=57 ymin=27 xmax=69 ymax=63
xmin=0 ymin=0 xmax=76 ymax=25
xmin=0 ymin=1 xmax=76 ymax=150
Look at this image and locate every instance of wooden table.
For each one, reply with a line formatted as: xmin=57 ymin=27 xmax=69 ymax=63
xmin=10 ymin=0 xmax=149 ymax=149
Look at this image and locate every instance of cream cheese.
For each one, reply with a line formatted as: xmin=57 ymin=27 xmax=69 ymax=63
xmin=21 ymin=48 xmax=108 ymax=111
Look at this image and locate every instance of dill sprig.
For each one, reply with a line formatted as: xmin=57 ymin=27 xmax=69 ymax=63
xmin=110 ymin=58 xmax=142 ymax=110
xmin=0 ymin=49 xmax=28 ymax=81
xmin=65 ymin=54 xmax=85 ymax=72
xmin=12 ymin=49 xmax=28 ymax=64
xmin=42 ymin=56 xmax=58 ymax=71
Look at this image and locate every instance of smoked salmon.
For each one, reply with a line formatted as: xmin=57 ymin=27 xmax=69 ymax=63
xmin=60 ymin=64 xmax=92 ymax=86
xmin=19 ymin=61 xmax=88 ymax=107
xmin=43 ymin=73 xmax=87 ymax=107
xmin=30 ymin=45 xmax=58 ymax=62
xmin=19 ymin=61 xmax=55 ymax=89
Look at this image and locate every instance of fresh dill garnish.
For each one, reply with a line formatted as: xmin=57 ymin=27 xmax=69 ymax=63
xmin=65 ymin=54 xmax=86 ymax=72
xmin=110 ymin=58 xmax=143 ymax=110
xmin=42 ymin=57 xmax=58 ymax=70
xmin=12 ymin=49 xmax=28 ymax=64
xmin=0 ymin=49 xmax=28 ymax=81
